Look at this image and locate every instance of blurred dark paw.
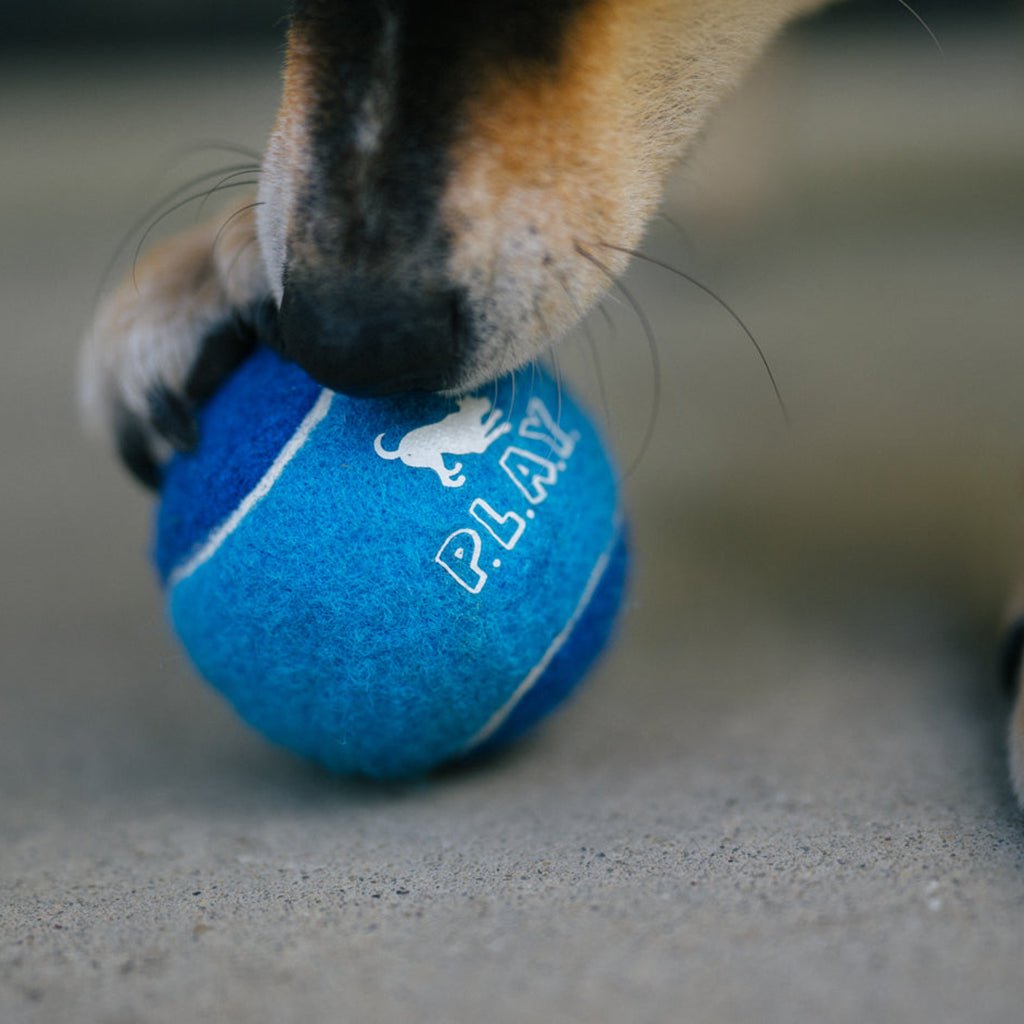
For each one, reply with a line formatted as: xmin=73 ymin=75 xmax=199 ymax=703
xmin=114 ymin=301 xmax=275 ymax=489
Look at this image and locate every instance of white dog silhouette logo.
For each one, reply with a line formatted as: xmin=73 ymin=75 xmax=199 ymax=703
xmin=373 ymin=396 xmax=512 ymax=488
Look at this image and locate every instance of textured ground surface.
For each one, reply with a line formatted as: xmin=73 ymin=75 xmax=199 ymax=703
xmin=2 ymin=29 xmax=1024 ymax=1024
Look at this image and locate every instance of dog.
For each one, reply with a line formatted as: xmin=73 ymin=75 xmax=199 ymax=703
xmin=78 ymin=0 xmax=1024 ymax=806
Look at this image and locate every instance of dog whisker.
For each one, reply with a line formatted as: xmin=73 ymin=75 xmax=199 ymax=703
xmin=212 ymin=200 xmax=266 ymax=256
xmin=490 ymin=374 xmax=500 ymax=421
xmin=554 ymin=270 xmax=614 ymax=435
xmin=96 ymin=162 xmax=261 ymax=306
xmin=582 ymin=316 xmax=614 ymax=440
xmin=574 ymin=242 xmax=662 ymax=479
xmin=131 ymin=178 xmax=261 ymax=293
xmin=532 ymin=287 xmax=565 ymax=429
xmin=596 ymin=240 xmax=790 ymax=427
xmin=595 ymin=301 xmax=618 ymax=347
xmin=195 ymin=167 xmax=265 ymax=221
xmin=169 ymin=140 xmax=264 ymax=163
xmin=550 ymin=345 xmax=564 ymax=431
xmin=223 ymin=232 xmax=262 ymax=282
xmin=895 ymin=0 xmax=945 ymax=57
xmin=656 ymin=210 xmax=696 ymax=254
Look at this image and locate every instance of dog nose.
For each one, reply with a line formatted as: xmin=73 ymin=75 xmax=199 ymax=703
xmin=275 ymin=280 xmax=467 ymax=396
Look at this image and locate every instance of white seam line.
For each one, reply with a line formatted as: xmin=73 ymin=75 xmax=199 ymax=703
xmin=462 ymin=528 xmax=620 ymax=752
xmin=168 ymin=389 xmax=334 ymax=589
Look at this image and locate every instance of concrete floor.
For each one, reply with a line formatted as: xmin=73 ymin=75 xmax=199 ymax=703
xmin=2 ymin=29 xmax=1024 ymax=1024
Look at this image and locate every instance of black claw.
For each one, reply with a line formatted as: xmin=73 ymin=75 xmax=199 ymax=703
xmin=110 ymin=302 xmax=273 ymax=490
xmin=1000 ymin=619 xmax=1024 ymax=696
xmin=184 ymin=303 xmax=264 ymax=407
xmin=149 ymin=385 xmax=200 ymax=452
xmin=115 ymin=404 xmax=162 ymax=491
xmin=249 ymin=296 xmax=280 ymax=347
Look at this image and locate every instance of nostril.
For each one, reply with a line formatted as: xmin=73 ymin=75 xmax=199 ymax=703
xmin=274 ymin=279 xmax=468 ymax=397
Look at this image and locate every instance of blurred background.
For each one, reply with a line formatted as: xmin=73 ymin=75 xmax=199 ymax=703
xmin=2 ymin=4 xmax=1024 ymax=1023
xmin=2 ymin=0 xmax=1020 ymax=614
xmin=0 ymin=0 xmax=1018 ymax=46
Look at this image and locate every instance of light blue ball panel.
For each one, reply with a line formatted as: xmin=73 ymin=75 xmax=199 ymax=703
xmin=159 ymin=350 xmax=627 ymax=778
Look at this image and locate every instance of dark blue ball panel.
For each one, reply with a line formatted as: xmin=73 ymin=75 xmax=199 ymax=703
xmin=154 ymin=349 xmax=322 ymax=583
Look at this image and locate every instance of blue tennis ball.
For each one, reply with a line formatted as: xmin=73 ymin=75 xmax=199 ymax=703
xmin=154 ymin=347 xmax=628 ymax=779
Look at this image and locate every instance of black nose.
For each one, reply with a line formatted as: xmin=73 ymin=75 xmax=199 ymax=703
xmin=275 ymin=280 xmax=467 ymax=396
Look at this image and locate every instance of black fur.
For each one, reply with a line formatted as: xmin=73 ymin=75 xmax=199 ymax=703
xmin=184 ymin=302 xmax=268 ymax=406
xmin=149 ymin=385 xmax=199 ymax=453
xmin=288 ymin=0 xmax=590 ymax=257
xmin=115 ymin=403 xmax=163 ymax=491
xmin=1000 ymin=619 xmax=1024 ymax=696
xmin=276 ymin=0 xmax=594 ymax=395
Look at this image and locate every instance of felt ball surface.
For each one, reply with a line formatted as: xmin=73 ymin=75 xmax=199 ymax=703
xmin=155 ymin=348 xmax=628 ymax=779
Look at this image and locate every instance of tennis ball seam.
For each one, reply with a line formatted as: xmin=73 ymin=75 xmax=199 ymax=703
xmin=459 ymin=521 xmax=622 ymax=752
xmin=167 ymin=387 xmax=333 ymax=587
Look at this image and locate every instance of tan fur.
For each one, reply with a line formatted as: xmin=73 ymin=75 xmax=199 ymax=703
xmin=257 ymin=25 xmax=318 ymax=305
xmin=441 ymin=0 xmax=830 ymax=386
xmin=80 ymin=201 xmax=265 ymax=435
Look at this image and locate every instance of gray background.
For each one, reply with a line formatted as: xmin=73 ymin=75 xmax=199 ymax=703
xmin=0 ymin=0 xmax=1020 ymax=46
xmin=2 ymin=5 xmax=1024 ymax=1024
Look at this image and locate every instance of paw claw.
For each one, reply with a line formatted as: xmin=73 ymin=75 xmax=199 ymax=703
xmin=1011 ymin=693 xmax=1024 ymax=810
xmin=149 ymin=385 xmax=199 ymax=453
xmin=1000 ymin=621 xmax=1024 ymax=698
xmin=183 ymin=303 xmax=263 ymax=406
xmin=114 ymin=404 xmax=162 ymax=491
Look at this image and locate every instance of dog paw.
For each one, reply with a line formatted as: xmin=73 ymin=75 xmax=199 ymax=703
xmin=108 ymin=308 xmax=273 ymax=488
xmin=1000 ymin=608 xmax=1024 ymax=809
xmin=1010 ymin=689 xmax=1024 ymax=810
xmin=80 ymin=202 xmax=270 ymax=488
